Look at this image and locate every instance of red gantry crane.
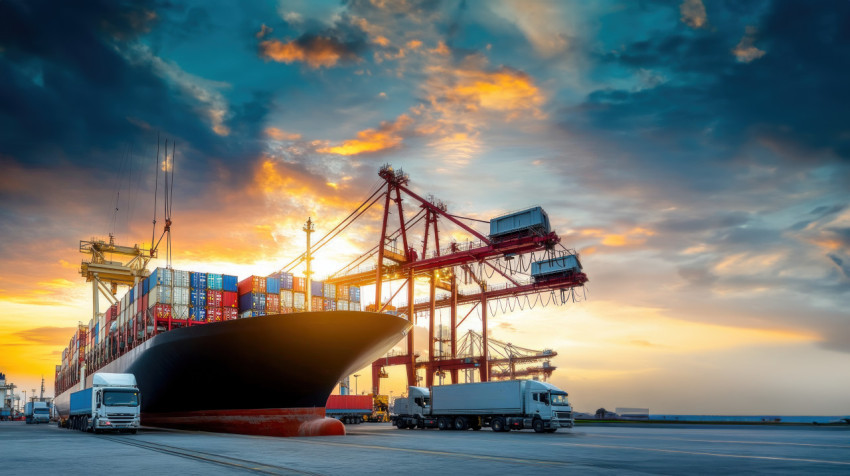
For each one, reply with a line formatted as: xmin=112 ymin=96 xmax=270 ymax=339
xmin=317 ymin=165 xmax=588 ymax=394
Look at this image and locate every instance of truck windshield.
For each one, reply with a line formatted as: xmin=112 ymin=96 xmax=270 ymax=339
xmin=551 ymin=393 xmax=568 ymax=406
xmin=35 ymin=408 xmax=49 ymax=413
xmin=103 ymin=390 xmax=140 ymax=406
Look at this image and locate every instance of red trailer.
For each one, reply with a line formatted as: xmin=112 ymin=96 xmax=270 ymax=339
xmin=325 ymin=395 xmax=373 ymax=424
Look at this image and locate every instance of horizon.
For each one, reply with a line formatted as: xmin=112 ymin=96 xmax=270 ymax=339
xmin=1 ymin=0 xmax=848 ymax=416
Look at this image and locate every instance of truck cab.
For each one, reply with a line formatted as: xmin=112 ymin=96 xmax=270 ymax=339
xmin=524 ymin=380 xmax=573 ymax=430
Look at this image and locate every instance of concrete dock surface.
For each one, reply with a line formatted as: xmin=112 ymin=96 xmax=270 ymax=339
xmin=2 ymin=421 xmax=848 ymax=474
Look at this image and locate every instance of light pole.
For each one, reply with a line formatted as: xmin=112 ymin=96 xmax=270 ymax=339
xmin=353 ymin=374 xmax=360 ymax=395
xmin=22 ymin=391 xmax=26 ymax=412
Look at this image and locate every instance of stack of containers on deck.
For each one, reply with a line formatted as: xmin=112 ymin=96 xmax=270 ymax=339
xmin=350 ymin=286 xmax=361 ymax=311
xmin=148 ymin=267 xmax=173 ymax=323
xmin=266 ymin=276 xmax=281 ymax=314
xmin=238 ymin=275 xmax=266 ymax=318
xmin=336 ymin=285 xmax=350 ymax=311
xmin=323 ymin=282 xmax=336 ymax=311
xmin=273 ymin=272 xmax=294 ymax=313
xmin=293 ymin=277 xmax=306 ymax=311
xmin=173 ymin=269 xmax=190 ymax=320
xmin=206 ymin=273 xmax=222 ymax=322
xmin=222 ymin=274 xmax=239 ymax=320
xmin=311 ymin=280 xmax=323 ymax=312
xmin=189 ymin=271 xmax=208 ymax=322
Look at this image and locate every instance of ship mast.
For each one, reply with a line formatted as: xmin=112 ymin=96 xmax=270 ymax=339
xmin=303 ymin=217 xmax=314 ymax=311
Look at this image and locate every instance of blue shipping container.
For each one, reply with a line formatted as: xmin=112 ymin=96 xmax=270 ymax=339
xmin=530 ymin=255 xmax=582 ymax=277
xmin=238 ymin=292 xmax=266 ymax=312
xmin=489 ymin=206 xmax=550 ymax=238
xmin=222 ymin=275 xmax=238 ymax=292
xmin=189 ymin=307 xmax=207 ymax=322
xmin=190 ymin=272 xmax=207 ymax=290
xmin=129 ymin=288 xmax=134 ymax=302
xmin=70 ymin=388 xmax=94 ymax=415
xmin=311 ymin=280 xmax=323 ymax=297
xmin=207 ymin=273 xmax=223 ymax=290
xmin=142 ymin=277 xmax=150 ymax=296
xmin=278 ymin=272 xmax=293 ymax=290
xmin=266 ymin=277 xmax=281 ymax=294
xmin=190 ymin=288 xmax=207 ymax=308
xmin=350 ymin=286 xmax=361 ymax=303
xmin=149 ymin=267 xmax=173 ymax=287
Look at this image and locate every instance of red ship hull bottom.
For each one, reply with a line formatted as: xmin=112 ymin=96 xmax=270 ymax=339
xmin=142 ymin=407 xmax=345 ymax=437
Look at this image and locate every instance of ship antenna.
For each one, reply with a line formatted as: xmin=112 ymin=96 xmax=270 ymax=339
xmin=303 ymin=217 xmax=314 ymax=311
xmin=151 ymin=133 xmax=160 ymax=255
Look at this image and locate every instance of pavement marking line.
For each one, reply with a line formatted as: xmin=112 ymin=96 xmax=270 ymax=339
xmin=591 ymin=433 xmax=850 ymax=449
xmin=95 ymin=435 xmax=320 ymax=475
xmin=551 ymin=442 xmax=850 ymax=466
xmin=286 ymin=439 xmax=570 ymax=467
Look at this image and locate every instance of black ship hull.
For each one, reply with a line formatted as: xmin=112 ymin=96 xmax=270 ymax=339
xmin=55 ymin=311 xmax=410 ymax=436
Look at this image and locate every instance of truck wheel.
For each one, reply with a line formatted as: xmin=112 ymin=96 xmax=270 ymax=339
xmin=545 ymin=429 xmax=558 ymax=433
xmin=491 ymin=417 xmax=505 ymax=432
xmin=454 ymin=417 xmax=469 ymax=431
xmin=533 ymin=419 xmax=545 ymax=433
xmin=437 ymin=418 xmax=449 ymax=430
xmin=396 ymin=419 xmax=406 ymax=429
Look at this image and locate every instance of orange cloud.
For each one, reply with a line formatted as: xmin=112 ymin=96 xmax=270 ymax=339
xmin=406 ymin=40 xmax=422 ymax=50
xmin=265 ymin=127 xmax=302 ymax=141
xmin=373 ymin=35 xmax=390 ymax=47
xmin=256 ymin=24 xmax=272 ymax=39
xmin=680 ymin=0 xmax=707 ymax=29
xmin=259 ymin=37 xmax=355 ymax=69
xmin=581 ymin=227 xmax=655 ymax=247
xmin=448 ymin=67 xmax=545 ymax=119
xmin=317 ymin=114 xmax=413 ymax=155
xmin=430 ymin=40 xmax=450 ymax=56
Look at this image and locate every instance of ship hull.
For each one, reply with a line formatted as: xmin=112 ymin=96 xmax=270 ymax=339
xmin=54 ymin=311 xmax=410 ymax=436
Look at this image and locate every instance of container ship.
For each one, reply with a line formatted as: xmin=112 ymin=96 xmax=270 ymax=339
xmin=54 ymin=267 xmax=411 ymax=436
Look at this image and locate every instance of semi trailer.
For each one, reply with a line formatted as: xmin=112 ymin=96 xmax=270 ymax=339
xmin=392 ymin=380 xmax=573 ymax=433
xmin=65 ymin=373 xmax=140 ymax=433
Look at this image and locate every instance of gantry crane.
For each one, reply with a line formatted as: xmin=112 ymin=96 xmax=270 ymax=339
xmin=321 ymin=165 xmax=588 ymax=394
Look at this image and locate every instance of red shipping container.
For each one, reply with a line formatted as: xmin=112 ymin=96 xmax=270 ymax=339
xmin=266 ymin=293 xmax=280 ymax=313
xmin=337 ymin=285 xmax=350 ymax=300
xmin=223 ymin=308 xmax=238 ymax=321
xmin=206 ymin=307 xmax=223 ymax=322
xmin=152 ymin=303 xmax=172 ymax=319
xmin=207 ymin=290 xmax=223 ymax=307
xmin=311 ymin=296 xmax=323 ymax=311
xmin=238 ymin=276 xmax=267 ymax=295
xmin=222 ymin=291 xmax=238 ymax=308
xmin=293 ymin=277 xmax=306 ymax=293
xmin=326 ymin=395 xmax=372 ymax=411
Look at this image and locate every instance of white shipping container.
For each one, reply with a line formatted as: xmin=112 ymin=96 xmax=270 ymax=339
xmin=280 ymin=290 xmax=293 ymax=308
xmin=351 ymin=302 xmax=361 ymax=312
xmin=172 ymin=304 xmax=189 ymax=320
xmin=149 ymin=285 xmax=173 ymax=305
xmin=293 ymin=292 xmax=305 ymax=310
xmin=172 ymin=287 xmax=190 ymax=306
xmin=173 ymin=269 xmax=190 ymax=288
xmin=337 ymin=300 xmax=349 ymax=311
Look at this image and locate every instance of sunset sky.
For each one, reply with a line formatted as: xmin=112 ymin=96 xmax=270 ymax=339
xmin=1 ymin=0 xmax=848 ymax=415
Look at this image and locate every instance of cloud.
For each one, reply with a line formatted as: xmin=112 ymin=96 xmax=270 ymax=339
xmin=680 ymin=0 xmax=707 ymax=29
xmin=491 ymin=0 xmax=571 ymax=57
xmin=732 ymin=26 xmax=766 ymax=63
xmin=317 ymin=114 xmax=414 ymax=155
xmin=259 ymin=35 xmax=361 ymax=69
xmin=265 ymin=127 xmax=302 ymax=141
xmin=14 ymin=327 xmax=77 ymax=345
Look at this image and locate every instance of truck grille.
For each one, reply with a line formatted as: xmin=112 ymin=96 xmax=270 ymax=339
xmin=106 ymin=413 xmax=136 ymax=424
xmin=555 ymin=411 xmax=572 ymax=420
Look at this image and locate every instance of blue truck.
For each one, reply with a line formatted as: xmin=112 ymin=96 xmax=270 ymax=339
xmin=67 ymin=373 xmax=141 ymax=433
xmin=24 ymin=401 xmax=50 ymax=424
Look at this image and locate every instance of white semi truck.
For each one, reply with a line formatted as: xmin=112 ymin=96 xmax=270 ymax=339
xmin=66 ymin=373 xmax=141 ymax=433
xmin=392 ymin=380 xmax=573 ymax=433
xmin=24 ymin=401 xmax=50 ymax=424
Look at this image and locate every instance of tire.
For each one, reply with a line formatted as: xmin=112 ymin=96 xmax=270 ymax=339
xmin=471 ymin=424 xmax=482 ymax=431
xmin=491 ymin=417 xmax=505 ymax=432
xmin=437 ymin=418 xmax=449 ymax=430
xmin=533 ymin=419 xmax=545 ymax=433
xmin=453 ymin=417 xmax=469 ymax=431
xmin=396 ymin=419 xmax=406 ymax=429
xmin=130 ymin=429 xmax=137 ymax=435
xmin=545 ymin=429 xmax=558 ymax=433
